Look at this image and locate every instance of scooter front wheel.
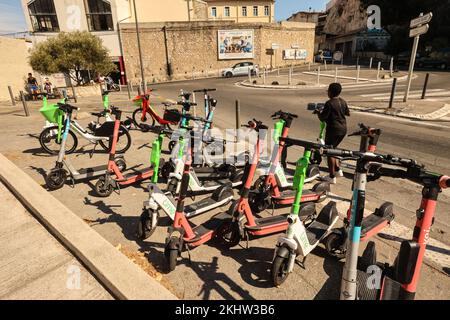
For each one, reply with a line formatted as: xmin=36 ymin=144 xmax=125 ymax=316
xmin=98 ymin=126 xmax=132 ymax=154
xmin=94 ymin=176 xmax=114 ymax=197
xmin=133 ymin=108 xmax=155 ymax=130
xmin=165 ymin=236 xmax=180 ymax=272
xmin=323 ymin=232 xmax=346 ymax=260
xmin=271 ymin=254 xmax=290 ymax=287
xmin=217 ymin=219 xmax=242 ymax=249
xmin=45 ymin=169 xmax=67 ymax=190
xmin=136 ymin=209 xmax=159 ymax=240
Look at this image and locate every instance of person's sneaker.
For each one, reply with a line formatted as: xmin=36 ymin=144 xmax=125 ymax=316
xmin=337 ymin=169 xmax=344 ymax=177
xmin=322 ymin=176 xmax=337 ymax=184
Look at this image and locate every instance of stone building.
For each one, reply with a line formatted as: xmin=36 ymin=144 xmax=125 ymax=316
xmin=121 ymin=20 xmax=315 ymax=83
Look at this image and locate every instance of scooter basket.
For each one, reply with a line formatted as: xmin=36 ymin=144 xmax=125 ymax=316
xmin=39 ymin=102 xmax=64 ymax=125
xmin=163 ymin=109 xmax=181 ymax=123
xmin=132 ymin=96 xmax=143 ymax=107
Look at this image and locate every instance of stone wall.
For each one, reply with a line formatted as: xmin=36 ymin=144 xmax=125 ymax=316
xmin=121 ymin=21 xmax=315 ymax=83
xmin=0 ymin=37 xmax=32 ymax=102
xmin=324 ymin=0 xmax=366 ymax=35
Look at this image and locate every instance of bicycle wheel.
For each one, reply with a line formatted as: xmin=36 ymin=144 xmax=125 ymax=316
xmin=98 ymin=125 xmax=132 ymax=154
xmin=132 ymin=108 xmax=155 ymax=129
xmin=39 ymin=126 xmax=78 ymax=155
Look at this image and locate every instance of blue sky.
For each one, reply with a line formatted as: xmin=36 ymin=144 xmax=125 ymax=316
xmin=0 ymin=0 xmax=329 ymax=34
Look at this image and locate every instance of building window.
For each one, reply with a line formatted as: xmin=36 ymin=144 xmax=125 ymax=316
xmin=224 ymin=7 xmax=230 ymax=17
xmin=28 ymin=0 xmax=59 ymax=32
xmin=211 ymin=7 xmax=217 ymax=17
xmin=85 ymin=0 xmax=114 ymax=31
xmin=253 ymin=6 xmax=258 ymax=16
xmin=242 ymin=6 xmax=247 ymax=17
xmin=264 ymin=5 xmax=270 ymax=16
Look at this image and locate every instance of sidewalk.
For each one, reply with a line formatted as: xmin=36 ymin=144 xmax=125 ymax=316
xmin=0 ymin=182 xmax=113 ymax=300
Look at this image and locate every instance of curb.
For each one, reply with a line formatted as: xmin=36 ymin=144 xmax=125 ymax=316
xmin=0 ymin=154 xmax=177 ymax=300
xmin=237 ymin=81 xmax=327 ymax=90
xmin=349 ymin=104 xmax=450 ymax=121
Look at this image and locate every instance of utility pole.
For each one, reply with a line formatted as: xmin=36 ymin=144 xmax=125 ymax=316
xmin=133 ymin=0 xmax=146 ymax=93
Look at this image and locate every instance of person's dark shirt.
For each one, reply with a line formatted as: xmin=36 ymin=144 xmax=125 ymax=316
xmin=27 ymin=77 xmax=38 ymax=85
xmin=318 ymin=97 xmax=350 ymax=135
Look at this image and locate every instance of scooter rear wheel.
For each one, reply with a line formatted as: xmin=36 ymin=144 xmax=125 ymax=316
xmin=272 ymin=255 xmax=290 ymax=287
xmin=217 ymin=219 xmax=241 ymax=249
xmin=98 ymin=125 xmax=132 ymax=154
xmin=323 ymin=232 xmax=346 ymax=260
xmin=95 ymin=176 xmax=114 ymax=197
xmin=45 ymin=169 xmax=67 ymax=190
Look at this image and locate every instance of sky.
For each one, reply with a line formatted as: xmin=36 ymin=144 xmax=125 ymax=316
xmin=0 ymin=0 xmax=329 ymax=34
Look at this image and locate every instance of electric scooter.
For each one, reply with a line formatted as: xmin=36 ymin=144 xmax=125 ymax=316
xmin=323 ymin=124 xmax=395 ymax=259
xmin=336 ymin=150 xmax=450 ymax=299
xmin=217 ymin=121 xmax=321 ymax=249
xmin=136 ymin=125 xmax=235 ymax=239
xmin=45 ymin=105 xmax=126 ymax=191
xmin=164 ymin=122 xmax=252 ymax=272
xmin=93 ymin=107 xmax=163 ymax=197
xmin=270 ymin=137 xmax=340 ymax=286
xmin=250 ymin=110 xmax=329 ymax=213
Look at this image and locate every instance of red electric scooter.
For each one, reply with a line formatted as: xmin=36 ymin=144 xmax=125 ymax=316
xmin=94 ymin=107 xmax=162 ymax=197
xmin=163 ymin=120 xmax=266 ymax=272
xmin=249 ymin=111 xmax=329 ymax=213
xmin=217 ymin=120 xmax=319 ymax=249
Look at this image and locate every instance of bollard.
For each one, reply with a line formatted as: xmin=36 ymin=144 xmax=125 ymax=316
xmin=369 ymin=57 xmax=373 ymax=69
xmin=308 ymin=62 xmax=311 ymax=71
xmin=335 ymin=67 xmax=338 ymax=83
xmin=248 ymin=68 xmax=252 ymax=83
xmin=137 ymin=85 xmax=142 ymax=96
xmin=421 ymin=73 xmax=430 ymax=100
xmin=324 ymin=59 xmax=328 ymax=71
xmin=388 ymin=77 xmax=398 ymax=109
xmin=390 ymin=57 xmax=394 ymax=77
xmin=235 ymin=100 xmax=241 ymax=143
xmin=263 ymin=68 xmax=266 ymax=84
xmin=127 ymin=82 xmax=131 ymax=100
xmin=356 ymin=57 xmax=360 ymax=69
xmin=376 ymin=62 xmax=381 ymax=81
xmin=71 ymin=83 xmax=78 ymax=103
xmin=288 ymin=67 xmax=292 ymax=85
xmin=8 ymin=86 xmax=16 ymax=106
xmin=19 ymin=91 xmax=30 ymax=117
xmin=317 ymin=67 xmax=321 ymax=85
xmin=356 ymin=65 xmax=361 ymax=83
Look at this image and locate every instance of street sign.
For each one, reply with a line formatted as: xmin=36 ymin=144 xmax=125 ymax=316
xmin=266 ymin=48 xmax=274 ymax=55
xmin=410 ymin=12 xmax=433 ymax=28
xmin=409 ymin=24 xmax=429 ymax=38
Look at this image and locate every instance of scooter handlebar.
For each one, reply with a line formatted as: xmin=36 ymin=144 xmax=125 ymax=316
xmin=177 ymin=101 xmax=197 ymax=107
xmin=184 ymin=114 xmax=211 ymax=123
xmin=280 ymin=137 xmax=332 ymax=151
xmin=193 ymin=88 xmax=216 ymax=93
xmin=271 ymin=110 xmax=299 ymax=119
xmin=57 ymin=102 xmax=79 ymax=112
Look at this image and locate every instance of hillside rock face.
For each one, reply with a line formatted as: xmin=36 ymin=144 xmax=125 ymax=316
xmin=324 ymin=0 xmax=367 ymax=35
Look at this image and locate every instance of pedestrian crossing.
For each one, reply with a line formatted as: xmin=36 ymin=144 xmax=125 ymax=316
xmin=360 ymin=89 xmax=450 ymax=102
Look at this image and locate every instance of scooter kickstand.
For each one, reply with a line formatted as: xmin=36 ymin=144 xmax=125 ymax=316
xmin=69 ymin=176 xmax=75 ymax=188
xmin=184 ymin=244 xmax=192 ymax=264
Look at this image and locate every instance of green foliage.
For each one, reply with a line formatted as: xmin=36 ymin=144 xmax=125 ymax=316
xmin=361 ymin=0 xmax=450 ymax=55
xmin=29 ymin=31 xmax=116 ymax=85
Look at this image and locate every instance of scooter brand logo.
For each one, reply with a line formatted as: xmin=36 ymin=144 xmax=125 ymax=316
xmin=423 ymin=228 xmax=430 ymax=245
xmin=66 ymin=265 xmax=81 ymax=290
xmin=367 ymin=5 xmax=381 ymax=30
xmin=366 ymin=265 xmax=382 ymax=290
xmin=66 ymin=4 xmax=82 ymax=31
xmin=162 ymin=199 xmax=176 ymax=217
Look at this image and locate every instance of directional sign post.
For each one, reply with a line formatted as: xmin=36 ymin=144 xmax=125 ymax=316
xmin=404 ymin=12 xmax=433 ymax=102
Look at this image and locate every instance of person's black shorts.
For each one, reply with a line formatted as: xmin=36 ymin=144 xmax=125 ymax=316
xmin=325 ymin=132 xmax=346 ymax=148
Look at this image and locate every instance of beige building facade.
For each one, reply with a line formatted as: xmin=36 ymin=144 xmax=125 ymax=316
xmin=0 ymin=37 xmax=33 ymax=102
xmin=121 ymin=20 xmax=314 ymax=83
xmin=206 ymin=0 xmax=274 ymax=23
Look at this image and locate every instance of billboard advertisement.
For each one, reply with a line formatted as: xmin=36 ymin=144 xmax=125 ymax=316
xmin=218 ymin=29 xmax=254 ymax=60
xmin=283 ymin=49 xmax=308 ymax=60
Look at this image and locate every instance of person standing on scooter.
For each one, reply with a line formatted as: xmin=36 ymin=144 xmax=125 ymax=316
xmin=318 ymin=83 xmax=350 ymax=184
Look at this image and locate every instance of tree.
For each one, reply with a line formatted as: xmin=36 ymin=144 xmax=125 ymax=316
xmin=29 ymin=31 xmax=116 ymax=85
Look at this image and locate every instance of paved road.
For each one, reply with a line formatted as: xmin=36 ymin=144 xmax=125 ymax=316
xmin=0 ymin=70 xmax=449 ymax=300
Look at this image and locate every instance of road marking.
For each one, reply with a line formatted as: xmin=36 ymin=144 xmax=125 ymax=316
xmin=326 ymin=195 xmax=450 ymax=271
xmin=361 ymin=89 xmax=445 ymax=97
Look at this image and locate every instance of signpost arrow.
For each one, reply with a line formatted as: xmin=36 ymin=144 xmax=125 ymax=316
xmin=410 ymin=12 xmax=433 ymax=28
xmin=409 ymin=24 xmax=429 ymax=38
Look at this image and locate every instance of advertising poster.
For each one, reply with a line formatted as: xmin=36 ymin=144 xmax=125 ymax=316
xmin=218 ymin=29 xmax=254 ymax=60
xmin=283 ymin=49 xmax=308 ymax=60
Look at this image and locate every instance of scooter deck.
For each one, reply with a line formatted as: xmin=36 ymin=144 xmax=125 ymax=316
xmin=187 ymin=212 xmax=231 ymax=244
xmin=121 ymin=167 xmax=154 ymax=180
xmin=249 ymin=214 xmax=288 ymax=229
xmin=273 ymin=189 xmax=323 ymax=202
xmin=75 ymin=165 xmax=108 ymax=179
xmin=306 ymin=220 xmax=330 ymax=246
xmin=202 ymin=179 xmax=241 ymax=189
xmin=360 ymin=214 xmax=393 ymax=241
xmin=184 ymin=196 xmax=231 ymax=219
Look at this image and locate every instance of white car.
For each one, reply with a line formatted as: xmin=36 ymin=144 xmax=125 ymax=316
xmin=222 ymin=62 xmax=258 ymax=78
